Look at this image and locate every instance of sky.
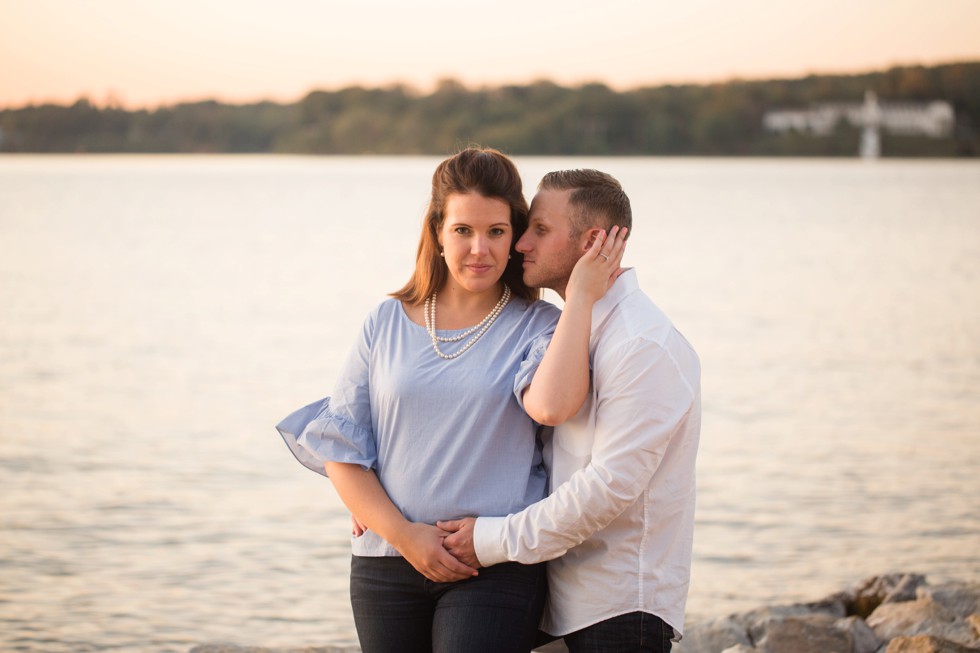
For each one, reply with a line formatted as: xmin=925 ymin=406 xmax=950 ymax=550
xmin=2 ymin=0 xmax=980 ymax=109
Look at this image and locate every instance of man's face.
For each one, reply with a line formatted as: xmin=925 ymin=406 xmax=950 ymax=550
xmin=515 ymin=189 xmax=587 ymax=297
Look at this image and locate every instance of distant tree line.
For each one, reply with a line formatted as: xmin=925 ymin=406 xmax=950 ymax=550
xmin=1 ymin=62 xmax=978 ymax=156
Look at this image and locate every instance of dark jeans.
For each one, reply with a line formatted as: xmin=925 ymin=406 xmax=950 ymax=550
xmin=562 ymin=611 xmax=673 ymax=653
xmin=350 ymin=555 xmax=547 ymax=653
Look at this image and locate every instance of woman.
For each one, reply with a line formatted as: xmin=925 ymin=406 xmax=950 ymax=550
xmin=278 ymin=148 xmax=623 ymax=653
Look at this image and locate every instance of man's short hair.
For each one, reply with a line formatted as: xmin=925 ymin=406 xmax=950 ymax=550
xmin=539 ymin=169 xmax=632 ymax=239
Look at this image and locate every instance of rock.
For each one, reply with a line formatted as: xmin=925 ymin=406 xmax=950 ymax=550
xmin=868 ymin=599 xmax=980 ymax=649
xmin=754 ymin=615 xmax=853 ymax=653
xmin=732 ymin=599 xmax=846 ymax=643
xmin=884 ymin=634 xmax=979 ymax=653
xmin=868 ymin=599 xmax=957 ymax=639
xmin=673 ymin=616 xmax=751 ymax=653
xmin=720 ymin=645 xmax=756 ymax=653
xmin=836 ymin=615 xmax=883 ymax=653
xmin=968 ymin=614 xmax=980 ymax=638
xmin=840 ymin=574 xmax=929 ymax=619
xmin=917 ymin=582 xmax=980 ymax=620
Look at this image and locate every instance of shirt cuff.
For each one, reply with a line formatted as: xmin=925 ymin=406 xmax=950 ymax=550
xmin=473 ymin=516 xmax=510 ymax=567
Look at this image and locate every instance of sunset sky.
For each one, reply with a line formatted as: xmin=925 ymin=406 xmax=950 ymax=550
xmin=2 ymin=0 xmax=979 ymax=108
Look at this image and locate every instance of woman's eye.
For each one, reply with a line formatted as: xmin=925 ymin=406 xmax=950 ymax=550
xmin=454 ymin=227 xmax=470 ymax=235
xmin=490 ymin=228 xmax=506 ymax=236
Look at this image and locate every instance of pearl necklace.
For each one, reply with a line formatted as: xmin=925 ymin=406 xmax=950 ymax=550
xmin=425 ymin=286 xmax=511 ymax=360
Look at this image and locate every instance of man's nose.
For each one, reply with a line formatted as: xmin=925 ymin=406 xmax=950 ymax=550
xmin=515 ymin=234 xmax=530 ymax=253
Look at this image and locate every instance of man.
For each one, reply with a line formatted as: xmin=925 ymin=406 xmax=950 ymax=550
xmin=439 ymin=169 xmax=701 ymax=653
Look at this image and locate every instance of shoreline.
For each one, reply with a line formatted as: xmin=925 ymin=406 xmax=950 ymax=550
xmin=190 ymin=573 xmax=980 ymax=653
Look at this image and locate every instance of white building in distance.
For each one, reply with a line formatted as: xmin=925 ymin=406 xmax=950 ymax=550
xmin=763 ymin=91 xmax=955 ymax=157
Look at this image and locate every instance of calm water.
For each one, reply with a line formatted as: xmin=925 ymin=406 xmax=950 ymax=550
xmin=1 ymin=155 xmax=978 ymax=652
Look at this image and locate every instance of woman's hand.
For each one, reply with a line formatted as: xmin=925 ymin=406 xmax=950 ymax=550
xmin=393 ymin=522 xmax=479 ymax=583
xmin=324 ymin=462 xmax=475 ymax=582
xmin=521 ymin=225 xmax=628 ymax=426
xmin=565 ymin=226 xmax=628 ymax=306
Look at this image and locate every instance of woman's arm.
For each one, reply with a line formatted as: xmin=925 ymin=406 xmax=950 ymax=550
xmin=522 ymin=226 xmax=627 ymax=426
xmin=325 ymin=461 xmax=479 ymax=581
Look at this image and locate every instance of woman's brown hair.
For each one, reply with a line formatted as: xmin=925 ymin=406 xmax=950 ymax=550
xmin=391 ymin=147 xmax=538 ymax=304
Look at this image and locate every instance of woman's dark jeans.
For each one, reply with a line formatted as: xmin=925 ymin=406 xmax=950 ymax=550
xmin=350 ymin=555 xmax=546 ymax=653
xmin=563 ymin=611 xmax=674 ymax=653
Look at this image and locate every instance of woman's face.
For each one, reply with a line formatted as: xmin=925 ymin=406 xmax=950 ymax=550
xmin=438 ymin=192 xmax=513 ymax=296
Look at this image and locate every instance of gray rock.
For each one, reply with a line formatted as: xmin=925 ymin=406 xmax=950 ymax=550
xmin=883 ymin=634 xmax=980 ymax=653
xmin=732 ymin=601 xmax=846 ymax=644
xmin=867 ymin=599 xmax=980 ymax=649
xmin=836 ymin=615 xmax=883 ymax=653
xmin=868 ymin=599 xmax=957 ymax=640
xmin=673 ymin=616 xmax=752 ymax=653
xmin=838 ymin=574 xmax=929 ymax=619
xmin=888 ymin=576 xmax=932 ymax=604
xmin=719 ymin=646 xmax=756 ymax=653
xmin=931 ymin=622 xmax=980 ymax=650
xmin=916 ymin=582 xmax=980 ymax=620
xmin=755 ymin=615 xmax=853 ymax=653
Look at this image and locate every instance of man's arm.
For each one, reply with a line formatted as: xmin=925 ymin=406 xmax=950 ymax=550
xmin=443 ymin=339 xmax=697 ymax=566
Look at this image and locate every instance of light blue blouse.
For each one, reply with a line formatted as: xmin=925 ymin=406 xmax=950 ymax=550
xmin=277 ymin=296 xmax=561 ymax=556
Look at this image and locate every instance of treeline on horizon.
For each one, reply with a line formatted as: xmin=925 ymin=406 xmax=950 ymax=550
xmin=1 ymin=62 xmax=978 ymax=156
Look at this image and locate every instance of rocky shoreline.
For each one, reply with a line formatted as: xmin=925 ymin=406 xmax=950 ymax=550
xmin=190 ymin=573 xmax=980 ymax=653
xmin=674 ymin=573 xmax=980 ymax=653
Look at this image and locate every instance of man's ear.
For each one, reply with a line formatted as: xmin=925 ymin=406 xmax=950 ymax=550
xmin=580 ymin=227 xmax=603 ymax=253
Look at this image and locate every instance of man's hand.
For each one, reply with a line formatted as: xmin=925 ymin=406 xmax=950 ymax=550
xmin=394 ymin=522 xmax=479 ymax=583
xmin=351 ymin=514 xmax=367 ymax=537
xmin=438 ymin=518 xmax=482 ymax=568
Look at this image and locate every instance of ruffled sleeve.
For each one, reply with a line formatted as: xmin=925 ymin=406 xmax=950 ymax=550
xmin=276 ymin=396 xmax=378 ymax=476
xmin=276 ymin=396 xmax=331 ymax=476
xmin=276 ymin=306 xmax=379 ymax=476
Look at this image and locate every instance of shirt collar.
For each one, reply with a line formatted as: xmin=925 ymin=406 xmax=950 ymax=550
xmin=591 ymin=268 xmax=638 ymax=335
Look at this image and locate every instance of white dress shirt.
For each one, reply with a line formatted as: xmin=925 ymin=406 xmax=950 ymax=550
xmin=472 ymin=269 xmax=701 ymax=640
